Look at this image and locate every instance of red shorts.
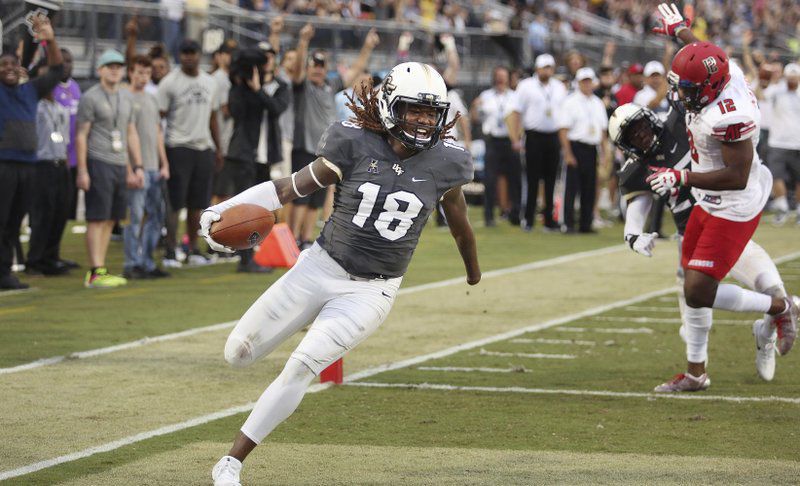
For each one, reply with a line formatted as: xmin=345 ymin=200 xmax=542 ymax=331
xmin=681 ymin=206 xmax=761 ymax=281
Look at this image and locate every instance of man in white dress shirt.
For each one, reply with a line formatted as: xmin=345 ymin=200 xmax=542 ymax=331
xmin=558 ymin=67 xmax=608 ymax=233
xmin=472 ymin=66 xmax=520 ymax=226
xmin=506 ymin=53 xmax=567 ymax=231
xmin=765 ymin=63 xmax=800 ymax=224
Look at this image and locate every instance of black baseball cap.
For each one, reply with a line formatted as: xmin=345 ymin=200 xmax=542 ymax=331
xmin=179 ymin=39 xmax=201 ymax=54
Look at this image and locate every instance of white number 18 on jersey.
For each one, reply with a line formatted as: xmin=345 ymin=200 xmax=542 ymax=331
xmin=352 ymin=182 xmax=423 ymax=241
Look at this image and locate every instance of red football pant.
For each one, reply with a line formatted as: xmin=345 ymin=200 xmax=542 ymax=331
xmin=681 ymin=206 xmax=761 ymax=281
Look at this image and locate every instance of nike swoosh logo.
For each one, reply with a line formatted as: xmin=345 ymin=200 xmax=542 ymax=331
xmin=669 ymin=143 xmax=678 ymax=154
xmin=381 ymin=291 xmax=392 ymax=298
xmin=411 ymin=177 xmax=427 ymax=182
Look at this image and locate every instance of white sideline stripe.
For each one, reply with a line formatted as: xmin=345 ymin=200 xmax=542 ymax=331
xmin=478 ymin=350 xmax=576 ymax=360
xmin=0 ymin=287 xmax=39 ymax=298
xmin=555 ymin=326 xmax=654 ymax=334
xmin=345 ymin=382 xmax=800 ymax=405
xmin=0 ymin=286 xmax=678 ymax=481
xmin=624 ymin=306 xmax=680 ymax=313
xmin=510 ymin=338 xmax=595 ymax=346
xmin=0 ymin=244 xmax=624 ymax=376
xmin=396 ymin=244 xmax=624 ymax=296
xmin=591 ymin=316 xmax=750 ymax=326
xmin=417 ymin=366 xmax=529 ymax=373
xmin=0 ymin=321 xmax=238 ymax=375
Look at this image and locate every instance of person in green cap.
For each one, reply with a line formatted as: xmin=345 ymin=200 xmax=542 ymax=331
xmin=75 ymin=49 xmax=144 ymax=288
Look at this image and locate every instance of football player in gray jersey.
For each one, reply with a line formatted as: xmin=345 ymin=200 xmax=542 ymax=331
xmin=202 ymin=62 xmax=479 ymax=485
xmin=609 ymin=102 xmax=792 ymax=391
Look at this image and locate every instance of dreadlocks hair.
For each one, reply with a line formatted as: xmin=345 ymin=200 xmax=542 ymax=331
xmin=344 ymin=77 xmax=460 ymax=141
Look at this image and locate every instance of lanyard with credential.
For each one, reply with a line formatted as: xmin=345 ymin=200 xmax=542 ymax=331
xmin=43 ymin=101 xmax=66 ymax=145
xmin=540 ymin=80 xmax=553 ymax=118
xmin=104 ymin=89 xmax=124 ymax=153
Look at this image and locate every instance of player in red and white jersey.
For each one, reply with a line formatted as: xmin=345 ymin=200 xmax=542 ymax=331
xmin=646 ymin=3 xmax=799 ymax=392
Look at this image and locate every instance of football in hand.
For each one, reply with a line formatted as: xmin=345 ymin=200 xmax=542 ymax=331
xmin=209 ymin=204 xmax=275 ymax=251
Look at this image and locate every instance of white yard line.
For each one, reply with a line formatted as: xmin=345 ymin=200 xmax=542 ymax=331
xmin=345 ymin=382 xmax=800 ymax=405
xmin=624 ymin=306 xmax=680 ymax=313
xmin=478 ymin=350 xmax=576 ymax=359
xmin=0 ymin=321 xmax=238 ymax=375
xmin=554 ymin=326 xmax=654 ymax=334
xmin=417 ymin=366 xmax=530 ymax=373
xmin=0 ymin=285 xmax=677 ymax=481
xmin=0 ymin=244 xmax=625 ymax=376
xmin=510 ymin=338 xmax=595 ymax=346
xmin=591 ymin=316 xmax=750 ymax=326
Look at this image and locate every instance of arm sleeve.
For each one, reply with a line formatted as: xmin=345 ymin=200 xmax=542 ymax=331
xmin=624 ymin=194 xmax=653 ymax=236
xmin=506 ymin=89 xmax=524 ymax=115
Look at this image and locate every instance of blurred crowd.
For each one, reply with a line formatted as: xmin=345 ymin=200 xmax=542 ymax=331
xmin=2 ymin=5 xmax=799 ymax=293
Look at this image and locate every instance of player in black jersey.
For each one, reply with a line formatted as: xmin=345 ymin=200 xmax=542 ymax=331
xmin=202 ymin=62 xmax=480 ymax=485
xmin=609 ymin=102 xmax=791 ymax=391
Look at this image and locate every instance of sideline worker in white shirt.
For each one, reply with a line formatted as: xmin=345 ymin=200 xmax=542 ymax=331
xmin=765 ymin=62 xmax=800 ymax=224
xmin=633 ymin=60 xmax=670 ymax=117
xmin=505 ymin=53 xmax=567 ymax=231
xmin=557 ymin=67 xmax=608 ymax=233
xmin=471 ymin=65 xmax=520 ymax=226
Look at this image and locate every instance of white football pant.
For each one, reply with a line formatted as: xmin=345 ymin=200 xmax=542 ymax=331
xmin=225 ymin=242 xmax=401 ymax=443
xmin=677 ymin=238 xmax=786 ymax=364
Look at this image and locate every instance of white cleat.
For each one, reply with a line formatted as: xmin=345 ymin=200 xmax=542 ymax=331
xmin=212 ymin=456 xmax=242 ymax=486
xmin=774 ymin=296 xmax=799 ymax=356
xmin=653 ymin=372 xmax=710 ymax=392
xmin=753 ymin=319 xmax=777 ymax=381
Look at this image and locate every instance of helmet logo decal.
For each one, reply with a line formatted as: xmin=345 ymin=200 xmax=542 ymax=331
xmin=382 ymin=75 xmax=397 ymax=96
xmin=702 ymin=56 xmax=718 ymax=75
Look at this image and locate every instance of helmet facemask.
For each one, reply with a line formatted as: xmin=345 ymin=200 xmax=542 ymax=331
xmin=387 ymin=96 xmax=449 ymax=150
xmin=616 ymin=109 xmax=663 ymax=159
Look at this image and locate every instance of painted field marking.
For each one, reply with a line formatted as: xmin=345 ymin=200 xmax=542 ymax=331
xmin=345 ymin=382 xmax=800 ymax=405
xmin=0 ymin=306 xmax=34 ymax=317
xmin=510 ymin=338 xmax=595 ymax=346
xmin=624 ymin=306 xmax=680 ymax=313
xmin=591 ymin=316 xmax=750 ymax=326
xmin=0 ymin=321 xmax=237 ymax=375
xmin=417 ymin=366 xmax=530 ymax=373
xmin=0 ymin=244 xmax=625 ymax=375
xmin=478 ymin=349 xmax=576 ymax=360
xmin=0 ymin=286 xmax=678 ymax=480
xmin=554 ymin=326 xmax=654 ymax=334
xmin=0 ymin=287 xmax=38 ymax=298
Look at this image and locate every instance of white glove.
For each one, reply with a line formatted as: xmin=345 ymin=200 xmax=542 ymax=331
xmin=440 ymin=33 xmax=456 ymax=52
xmin=625 ymin=232 xmax=658 ymax=257
xmin=200 ymin=210 xmax=235 ymax=253
xmin=646 ymin=167 xmax=686 ymax=198
xmin=653 ymin=2 xmax=691 ymax=37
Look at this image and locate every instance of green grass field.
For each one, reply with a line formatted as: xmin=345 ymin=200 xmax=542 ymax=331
xmin=2 ymin=212 xmax=800 ymax=484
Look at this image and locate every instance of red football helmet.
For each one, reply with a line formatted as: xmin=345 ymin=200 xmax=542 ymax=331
xmin=667 ymin=42 xmax=730 ymax=112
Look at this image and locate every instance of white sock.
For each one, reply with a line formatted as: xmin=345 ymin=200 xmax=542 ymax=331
xmin=713 ymin=284 xmax=772 ymax=313
xmin=240 ymin=358 xmax=315 ymax=444
xmin=684 ymin=306 xmax=712 ymax=363
xmin=773 ymin=195 xmax=789 ymax=212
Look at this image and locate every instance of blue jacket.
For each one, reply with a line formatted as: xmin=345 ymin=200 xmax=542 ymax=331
xmin=0 ymin=63 xmax=64 ymax=163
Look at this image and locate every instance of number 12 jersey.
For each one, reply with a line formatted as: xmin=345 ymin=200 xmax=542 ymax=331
xmin=685 ymin=61 xmax=772 ymax=222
